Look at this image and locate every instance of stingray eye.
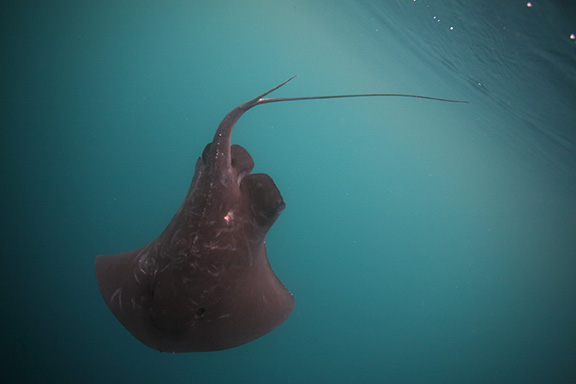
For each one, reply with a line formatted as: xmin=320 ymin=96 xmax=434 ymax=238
xmin=194 ymin=307 xmax=206 ymax=319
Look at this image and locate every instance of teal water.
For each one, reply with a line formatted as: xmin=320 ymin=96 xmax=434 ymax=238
xmin=2 ymin=1 xmax=575 ymax=383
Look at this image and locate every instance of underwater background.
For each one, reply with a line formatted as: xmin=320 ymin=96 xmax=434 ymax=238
xmin=2 ymin=0 xmax=576 ymax=383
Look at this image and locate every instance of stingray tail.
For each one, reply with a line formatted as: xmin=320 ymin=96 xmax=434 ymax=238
xmin=210 ymin=76 xmax=467 ymax=168
xmin=255 ymin=76 xmax=468 ymax=105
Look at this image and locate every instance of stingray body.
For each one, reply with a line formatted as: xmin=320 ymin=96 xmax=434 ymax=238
xmin=95 ymin=77 xmax=465 ymax=352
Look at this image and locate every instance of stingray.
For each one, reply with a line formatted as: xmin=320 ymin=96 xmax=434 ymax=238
xmin=95 ymin=77 xmax=466 ymax=352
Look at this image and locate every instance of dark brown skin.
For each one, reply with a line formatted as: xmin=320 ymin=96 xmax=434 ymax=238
xmin=95 ymin=77 xmax=466 ymax=352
